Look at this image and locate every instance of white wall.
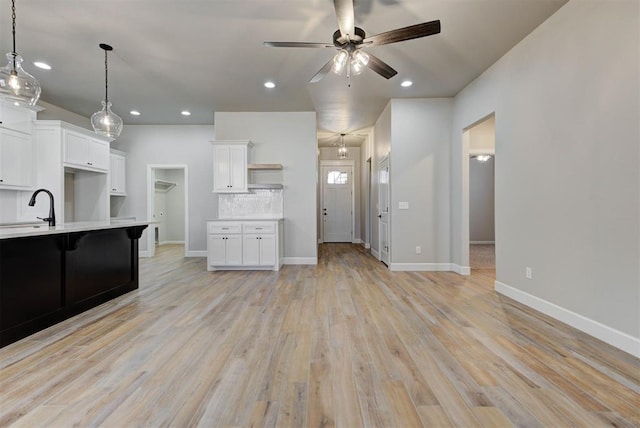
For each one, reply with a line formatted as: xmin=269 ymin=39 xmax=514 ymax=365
xmin=214 ymin=112 xmax=318 ymax=263
xmin=469 ymin=157 xmax=495 ymax=243
xmin=390 ymin=99 xmax=452 ymax=266
xmin=451 ymin=0 xmax=639 ymax=351
xmin=370 ymin=103 xmax=391 ymax=256
xmin=153 ymin=169 xmax=185 ymax=244
xmin=111 ymin=125 xmax=215 ymax=254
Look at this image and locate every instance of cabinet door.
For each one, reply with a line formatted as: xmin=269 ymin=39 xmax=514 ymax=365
xmin=213 ymin=145 xmax=231 ymax=192
xmin=259 ymin=235 xmax=277 ymax=266
xmin=243 ymin=235 xmax=261 ymax=265
xmin=228 ymin=145 xmax=247 ymax=191
xmin=64 ymin=131 xmax=89 ymax=166
xmin=0 ymin=128 xmax=32 ymax=187
xmin=208 ymin=235 xmax=227 ymax=266
xmin=110 ymin=154 xmax=126 ymax=194
xmin=88 ymin=140 xmax=109 ymax=171
xmin=226 ymin=235 xmax=243 ymax=265
xmin=0 ymin=102 xmax=34 ymax=134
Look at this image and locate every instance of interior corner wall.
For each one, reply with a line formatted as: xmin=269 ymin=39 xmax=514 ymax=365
xmin=214 ymin=112 xmax=318 ymax=262
xmin=390 ymin=99 xmax=452 ymax=265
xmin=111 ymin=125 xmax=216 ymax=253
xmin=451 ymin=0 xmax=639 ymax=342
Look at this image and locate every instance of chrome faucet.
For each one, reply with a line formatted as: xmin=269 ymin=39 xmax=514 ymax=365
xmin=28 ymin=189 xmax=56 ymax=226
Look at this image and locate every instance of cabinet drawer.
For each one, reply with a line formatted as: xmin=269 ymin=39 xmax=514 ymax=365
xmin=243 ymin=223 xmax=275 ymax=233
xmin=207 ymin=222 xmax=242 ymax=234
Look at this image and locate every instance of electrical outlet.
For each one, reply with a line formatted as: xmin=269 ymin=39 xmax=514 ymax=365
xmin=525 ymin=267 xmax=533 ymax=279
xmin=416 ymin=246 xmax=422 ymax=254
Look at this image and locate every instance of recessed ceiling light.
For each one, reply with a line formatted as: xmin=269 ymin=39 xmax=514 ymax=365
xmin=33 ymin=61 xmax=51 ymax=70
xmin=181 ymin=110 xmax=191 ymax=116
xmin=130 ymin=110 xmax=141 ymax=116
xmin=264 ymin=81 xmax=276 ymax=89
xmin=401 ymin=80 xmax=413 ymax=87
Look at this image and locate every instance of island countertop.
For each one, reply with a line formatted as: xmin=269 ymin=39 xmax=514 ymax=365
xmin=0 ymin=220 xmax=153 ymax=240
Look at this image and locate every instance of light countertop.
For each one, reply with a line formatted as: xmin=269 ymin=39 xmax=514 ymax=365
xmin=0 ymin=220 xmax=153 ymax=240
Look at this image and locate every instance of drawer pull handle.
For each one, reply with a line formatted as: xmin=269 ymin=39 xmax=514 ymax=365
xmin=222 ymin=227 xmax=229 ymax=230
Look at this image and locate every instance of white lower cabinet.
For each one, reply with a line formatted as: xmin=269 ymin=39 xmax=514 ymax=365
xmin=207 ymin=220 xmax=283 ymax=271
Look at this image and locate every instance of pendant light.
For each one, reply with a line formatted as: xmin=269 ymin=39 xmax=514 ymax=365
xmin=337 ymin=134 xmax=348 ymax=159
xmin=0 ymin=0 xmax=41 ymax=106
xmin=91 ymin=43 xmax=122 ymax=139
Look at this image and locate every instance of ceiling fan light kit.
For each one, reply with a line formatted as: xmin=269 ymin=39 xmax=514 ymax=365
xmin=0 ymin=0 xmax=41 ymax=106
xmin=91 ymin=43 xmax=123 ymax=139
xmin=264 ymin=0 xmax=440 ymax=83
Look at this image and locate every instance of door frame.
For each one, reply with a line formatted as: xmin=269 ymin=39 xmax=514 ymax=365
xmin=377 ymin=154 xmax=390 ymax=265
xmin=319 ymin=160 xmax=355 ymax=244
xmin=144 ymin=164 xmax=189 ymax=258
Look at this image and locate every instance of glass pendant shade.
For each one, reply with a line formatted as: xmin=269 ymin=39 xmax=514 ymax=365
xmin=91 ymin=100 xmax=123 ymax=139
xmin=338 ymin=144 xmax=348 ymax=159
xmin=0 ymin=53 xmax=41 ymax=106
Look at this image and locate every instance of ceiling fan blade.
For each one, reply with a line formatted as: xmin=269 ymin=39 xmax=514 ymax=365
xmin=366 ymin=53 xmax=398 ymax=79
xmin=310 ymin=58 xmax=335 ymax=83
xmin=364 ymin=20 xmax=441 ymax=46
xmin=264 ymin=41 xmax=333 ymax=48
xmin=334 ymin=0 xmax=355 ymax=39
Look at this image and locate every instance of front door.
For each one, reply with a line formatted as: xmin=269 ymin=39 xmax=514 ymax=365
xmin=378 ymin=156 xmax=390 ymax=265
xmin=322 ymin=165 xmax=353 ymax=242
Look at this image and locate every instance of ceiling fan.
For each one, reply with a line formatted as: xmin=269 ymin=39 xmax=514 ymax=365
xmin=264 ymin=0 xmax=441 ymax=83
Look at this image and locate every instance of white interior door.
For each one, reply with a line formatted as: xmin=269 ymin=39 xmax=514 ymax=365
xmin=322 ymin=165 xmax=353 ymax=242
xmin=378 ymin=156 xmax=390 ymax=265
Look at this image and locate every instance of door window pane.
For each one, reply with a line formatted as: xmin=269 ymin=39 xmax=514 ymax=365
xmin=327 ymin=171 xmax=348 ymax=185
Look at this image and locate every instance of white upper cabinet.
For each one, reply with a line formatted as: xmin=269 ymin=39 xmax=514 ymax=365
xmin=110 ymin=151 xmax=126 ymax=195
xmin=211 ymin=141 xmax=253 ymax=193
xmin=0 ymin=102 xmax=36 ymax=189
xmin=63 ymin=129 xmax=110 ymax=172
xmin=0 ymin=102 xmax=36 ymax=134
xmin=0 ymin=128 xmax=32 ymax=188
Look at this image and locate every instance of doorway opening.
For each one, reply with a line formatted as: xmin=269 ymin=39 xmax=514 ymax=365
xmin=319 ymin=160 xmax=355 ymax=243
xmin=146 ymin=165 xmax=189 ymax=258
xmin=463 ymin=114 xmax=496 ymax=274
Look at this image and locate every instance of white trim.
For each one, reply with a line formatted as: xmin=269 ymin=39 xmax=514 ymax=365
xmin=317 ymin=239 xmax=323 ymax=244
xmin=139 ymin=250 xmax=152 ymax=258
xmin=364 ymin=242 xmax=371 ymax=249
xmin=371 ymin=248 xmax=380 ymax=259
xmin=319 ymin=160 xmax=355 ymax=243
xmin=452 ymin=264 xmax=471 ymax=275
xmin=282 ymin=257 xmax=317 ymax=265
xmin=185 ymin=250 xmax=207 ymax=258
xmin=352 ymin=238 xmax=363 ymax=244
xmin=495 ymin=281 xmax=640 ymax=358
xmin=469 ymin=148 xmax=496 ymax=156
xmin=390 ymin=263 xmax=453 ymax=272
xmin=159 ymin=240 xmax=184 ymax=246
xmin=470 ymin=241 xmax=495 ymax=245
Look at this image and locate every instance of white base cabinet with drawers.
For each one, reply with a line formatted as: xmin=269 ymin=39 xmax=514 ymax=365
xmin=207 ymin=220 xmax=283 ymax=271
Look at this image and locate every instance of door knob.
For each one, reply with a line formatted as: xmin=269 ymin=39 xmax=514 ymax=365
xmin=378 ymin=214 xmax=382 ymax=218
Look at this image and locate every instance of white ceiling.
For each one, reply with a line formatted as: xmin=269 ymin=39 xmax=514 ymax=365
xmin=1 ymin=0 xmax=567 ymax=137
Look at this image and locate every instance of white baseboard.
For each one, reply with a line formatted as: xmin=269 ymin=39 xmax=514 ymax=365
xmin=352 ymin=238 xmax=363 ymax=244
xmin=364 ymin=242 xmax=371 ymax=249
xmin=371 ymin=248 xmax=380 ymax=259
xmin=495 ymin=281 xmax=640 ymax=358
xmin=185 ymin=250 xmax=207 ymax=257
xmin=452 ymin=264 xmax=471 ymax=276
xmin=160 ymin=240 xmax=184 ymax=246
xmin=139 ymin=250 xmax=152 ymax=258
xmin=317 ymin=239 xmax=323 ymax=244
xmin=390 ymin=263 xmax=453 ymax=272
xmin=283 ymin=257 xmax=318 ymax=265
xmin=470 ymin=241 xmax=495 ymax=245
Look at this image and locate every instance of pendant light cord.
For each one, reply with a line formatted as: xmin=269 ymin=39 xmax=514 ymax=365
xmin=11 ymin=0 xmax=17 ymax=70
xmin=104 ymin=49 xmax=109 ymax=103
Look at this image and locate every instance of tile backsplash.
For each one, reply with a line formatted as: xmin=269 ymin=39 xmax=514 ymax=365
xmin=218 ymin=189 xmax=283 ymax=218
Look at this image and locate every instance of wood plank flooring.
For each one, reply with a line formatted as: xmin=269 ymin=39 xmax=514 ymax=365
xmin=1 ymin=243 xmax=638 ymax=427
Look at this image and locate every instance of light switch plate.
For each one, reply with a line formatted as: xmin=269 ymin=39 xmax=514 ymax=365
xmin=399 ymin=202 xmax=409 ymax=210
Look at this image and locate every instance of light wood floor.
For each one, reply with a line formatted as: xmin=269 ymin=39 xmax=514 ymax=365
xmin=1 ymin=244 xmax=638 ymax=427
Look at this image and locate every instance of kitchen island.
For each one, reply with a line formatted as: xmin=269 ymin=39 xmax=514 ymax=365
xmin=0 ymin=221 xmax=149 ymax=347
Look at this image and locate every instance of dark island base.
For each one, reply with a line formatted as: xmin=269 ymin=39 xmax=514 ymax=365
xmin=0 ymin=225 xmax=147 ymax=347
